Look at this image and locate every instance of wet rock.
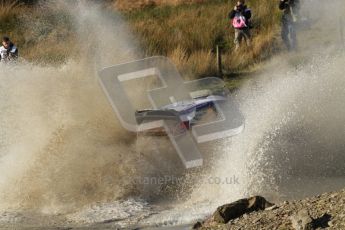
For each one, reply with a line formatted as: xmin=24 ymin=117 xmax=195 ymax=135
xmin=313 ymin=213 xmax=331 ymax=228
xmin=192 ymin=221 xmax=202 ymax=229
xmin=290 ymin=209 xmax=314 ymax=230
xmin=212 ymin=196 xmax=274 ymax=224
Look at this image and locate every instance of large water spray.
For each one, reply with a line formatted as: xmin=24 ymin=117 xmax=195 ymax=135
xmin=0 ymin=0 xmax=344 ymax=228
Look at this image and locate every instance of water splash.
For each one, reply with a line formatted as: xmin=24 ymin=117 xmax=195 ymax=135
xmin=0 ymin=0 xmax=345 ymax=228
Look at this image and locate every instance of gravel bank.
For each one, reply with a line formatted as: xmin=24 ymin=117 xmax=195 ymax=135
xmin=198 ymin=188 xmax=345 ymax=230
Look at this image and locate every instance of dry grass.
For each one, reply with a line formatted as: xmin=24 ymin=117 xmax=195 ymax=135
xmin=0 ymin=0 xmax=25 ymax=52
xmin=0 ymin=0 xmax=23 ymax=21
xmin=114 ymin=0 xmax=207 ymax=11
xmin=0 ymin=0 xmax=282 ymax=75
xmin=169 ymin=46 xmax=217 ymax=79
xmin=124 ymin=0 xmax=282 ymax=78
xmin=19 ymin=3 xmax=76 ymax=64
xmin=0 ymin=1 xmax=77 ymax=64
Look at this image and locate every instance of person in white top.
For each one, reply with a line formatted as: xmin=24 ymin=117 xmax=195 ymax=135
xmin=0 ymin=36 xmax=18 ymax=63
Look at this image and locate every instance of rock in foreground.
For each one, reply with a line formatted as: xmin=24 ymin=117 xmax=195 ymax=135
xmin=195 ymin=196 xmax=274 ymax=228
xmin=212 ymin=196 xmax=274 ymax=224
xmin=195 ymin=188 xmax=345 ymax=230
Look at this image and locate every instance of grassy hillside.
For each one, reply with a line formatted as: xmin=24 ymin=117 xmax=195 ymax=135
xmin=114 ymin=0 xmax=208 ymax=11
xmin=0 ymin=1 xmax=75 ymax=64
xmin=0 ymin=0 xmax=283 ymax=79
xmin=123 ymin=0 xmax=282 ymax=78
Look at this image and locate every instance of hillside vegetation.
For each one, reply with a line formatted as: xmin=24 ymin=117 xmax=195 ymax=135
xmin=114 ymin=0 xmax=207 ymax=11
xmin=0 ymin=0 xmax=283 ymax=79
xmin=0 ymin=0 xmax=76 ymax=64
xmin=123 ymin=0 xmax=282 ymax=78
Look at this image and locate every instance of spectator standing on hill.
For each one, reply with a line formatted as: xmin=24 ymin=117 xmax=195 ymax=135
xmin=229 ymin=0 xmax=252 ymax=51
xmin=279 ymin=0 xmax=300 ymax=51
xmin=0 ymin=36 xmax=18 ymax=63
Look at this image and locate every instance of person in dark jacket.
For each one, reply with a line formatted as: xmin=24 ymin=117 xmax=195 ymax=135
xmin=279 ymin=0 xmax=300 ymax=51
xmin=229 ymin=0 xmax=252 ymax=50
xmin=0 ymin=36 xmax=18 ymax=63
